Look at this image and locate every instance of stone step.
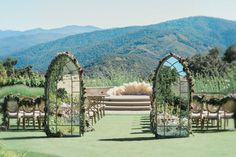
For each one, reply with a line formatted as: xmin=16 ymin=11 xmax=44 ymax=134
xmin=105 ymin=96 xmax=150 ymax=102
xmin=105 ymin=106 xmax=151 ymax=111
xmin=104 ymin=96 xmax=151 ymax=112
xmin=105 ymin=101 xmax=150 ymax=106
xmin=106 ymin=111 xmax=150 ymax=114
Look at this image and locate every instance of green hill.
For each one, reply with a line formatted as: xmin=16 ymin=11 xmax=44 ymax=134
xmin=3 ymin=16 xmax=236 ymax=77
xmin=0 ymin=25 xmax=100 ymax=56
xmin=84 ymin=54 xmax=158 ymax=79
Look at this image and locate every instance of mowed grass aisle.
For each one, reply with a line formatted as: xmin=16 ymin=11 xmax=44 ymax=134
xmin=0 ymin=114 xmax=236 ymax=157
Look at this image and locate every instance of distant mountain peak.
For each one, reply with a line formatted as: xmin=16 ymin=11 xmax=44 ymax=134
xmin=0 ymin=25 xmax=101 ymax=56
xmin=0 ymin=25 xmax=101 ymax=39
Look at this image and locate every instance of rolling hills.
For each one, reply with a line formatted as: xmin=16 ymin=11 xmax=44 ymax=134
xmin=2 ymin=16 xmax=236 ymax=78
xmin=0 ymin=25 xmax=100 ymax=56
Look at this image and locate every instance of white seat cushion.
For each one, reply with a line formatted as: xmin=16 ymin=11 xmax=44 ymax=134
xmin=24 ymin=112 xmax=34 ymax=117
xmin=7 ymin=112 xmax=17 ymax=117
xmin=208 ymin=113 xmax=220 ymax=119
xmin=191 ymin=113 xmax=201 ymax=118
xmin=224 ymin=113 xmax=234 ymax=118
xmin=40 ymin=112 xmax=45 ymax=117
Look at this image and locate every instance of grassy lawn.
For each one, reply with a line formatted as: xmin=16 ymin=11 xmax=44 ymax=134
xmin=0 ymin=114 xmax=236 ymax=157
xmin=0 ymin=85 xmax=44 ymax=100
xmin=0 ymin=146 xmax=55 ymax=157
xmin=0 ymin=85 xmax=45 ymax=156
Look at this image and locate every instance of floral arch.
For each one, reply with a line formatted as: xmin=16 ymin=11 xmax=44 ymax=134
xmin=150 ymin=53 xmax=193 ymax=138
xmin=44 ymin=52 xmax=85 ymax=137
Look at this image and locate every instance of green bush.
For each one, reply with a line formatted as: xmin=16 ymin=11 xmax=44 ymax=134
xmin=2 ymin=75 xmax=45 ymax=88
xmin=84 ymin=70 xmax=142 ymax=87
xmin=194 ymin=71 xmax=236 ymax=94
xmin=0 ymin=63 xmax=7 ymax=86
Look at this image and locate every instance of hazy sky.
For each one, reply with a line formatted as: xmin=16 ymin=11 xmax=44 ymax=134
xmin=0 ymin=0 xmax=235 ymax=30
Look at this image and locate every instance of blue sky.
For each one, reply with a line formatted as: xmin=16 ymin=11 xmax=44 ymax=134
xmin=0 ymin=0 xmax=235 ymax=30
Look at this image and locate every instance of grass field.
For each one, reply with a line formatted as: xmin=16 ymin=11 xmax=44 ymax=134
xmin=0 ymin=85 xmax=46 ymax=156
xmin=0 ymin=145 xmax=54 ymax=157
xmin=0 ymin=114 xmax=236 ymax=157
xmin=0 ymin=85 xmax=44 ymax=100
xmin=0 ymin=84 xmax=235 ymax=157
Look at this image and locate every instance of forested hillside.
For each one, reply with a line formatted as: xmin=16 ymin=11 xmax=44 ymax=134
xmin=2 ymin=16 xmax=236 ymax=78
xmin=0 ymin=25 xmax=100 ymax=56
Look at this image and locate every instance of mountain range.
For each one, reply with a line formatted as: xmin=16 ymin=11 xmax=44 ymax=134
xmin=0 ymin=25 xmax=100 ymax=56
xmin=0 ymin=16 xmax=236 ymax=78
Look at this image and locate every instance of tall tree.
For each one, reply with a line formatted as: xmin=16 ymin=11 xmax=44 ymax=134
xmin=0 ymin=63 xmax=7 ymax=85
xmin=15 ymin=65 xmax=33 ymax=77
xmin=2 ymin=58 xmax=17 ymax=76
xmin=223 ymin=44 xmax=236 ymax=63
xmin=208 ymin=47 xmax=219 ymax=58
xmin=188 ymin=48 xmax=227 ymax=77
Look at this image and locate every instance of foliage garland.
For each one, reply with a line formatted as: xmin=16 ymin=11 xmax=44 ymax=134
xmin=193 ymin=95 xmax=236 ymax=106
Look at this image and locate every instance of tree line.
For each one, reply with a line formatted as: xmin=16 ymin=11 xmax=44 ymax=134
xmin=188 ymin=44 xmax=236 ymax=77
xmin=0 ymin=58 xmax=44 ymax=87
xmin=0 ymin=44 xmax=235 ymax=88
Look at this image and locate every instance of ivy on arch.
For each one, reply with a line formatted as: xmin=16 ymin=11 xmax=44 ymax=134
xmin=150 ymin=53 xmax=193 ymax=138
xmin=44 ymin=52 xmax=86 ymax=137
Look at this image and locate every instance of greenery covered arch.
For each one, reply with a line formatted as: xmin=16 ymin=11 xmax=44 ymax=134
xmin=45 ymin=52 xmax=86 ymax=137
xmin=150 ymin=53 xmax=193 ymax=138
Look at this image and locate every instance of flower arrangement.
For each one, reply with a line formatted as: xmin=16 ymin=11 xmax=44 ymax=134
xmin=156 ymin=113 xmax=189 ymax=136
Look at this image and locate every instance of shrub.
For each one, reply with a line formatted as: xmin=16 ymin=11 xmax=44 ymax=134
xmin=0 ymin=63 xmax=7 ymax=85
xmin=107 ymin=81 xmax=152 ymax=95
xmin=194 ymin=71 xmax=236 ymax=94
